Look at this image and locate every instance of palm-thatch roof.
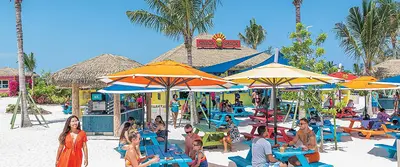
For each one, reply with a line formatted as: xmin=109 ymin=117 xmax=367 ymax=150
xmin=373 ymin=59 xmax=400 ymax=79
xmin=150 ymin=34 xmax=271 ymax=70
xmin=51 ymin=54 xmax=142 ymax=88
xmin=0 ymin=67 xmax=35 ymax=77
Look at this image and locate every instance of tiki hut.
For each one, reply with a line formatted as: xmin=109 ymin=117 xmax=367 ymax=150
xmin=373 ymin=59 xmax=400 ymax=79
xmin=150 ymin=33 xmax=271 ymax=71
xmin=52 ymin=54 xmax=142 ymax=135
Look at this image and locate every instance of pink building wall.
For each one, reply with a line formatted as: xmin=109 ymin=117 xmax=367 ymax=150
xmin=0 ymin=76 xmax=32 ymax=96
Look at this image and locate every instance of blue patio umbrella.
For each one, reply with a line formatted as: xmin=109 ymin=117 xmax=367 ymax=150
xmin=98 ymin=84 xmax=167 ymax=94
xmin=373 ymin=75 xmax=400 ymax=86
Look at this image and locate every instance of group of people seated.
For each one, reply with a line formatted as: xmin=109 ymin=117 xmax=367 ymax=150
xmin=252 ymin=118 xmax=319 ymax=167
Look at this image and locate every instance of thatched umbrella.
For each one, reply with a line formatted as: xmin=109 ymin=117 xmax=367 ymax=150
xmin=150 ymin=34 xmax=271 ymax=70
xmin=52 ymin=54 xmax=142 ymax=136
xmin=373 ymin=59 xmax=400 ymax=79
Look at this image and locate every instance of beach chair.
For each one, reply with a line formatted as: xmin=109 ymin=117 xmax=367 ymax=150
xmin=375 ymin=142 xmax=397 ymax=158
xmin=178 ymin=100 xmax=189 ymax=127
xmin=62 ymin=105 xmax=72 ymax=114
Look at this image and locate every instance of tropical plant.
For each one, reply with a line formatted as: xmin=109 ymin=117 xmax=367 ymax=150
xmin=281 ymin=23 xmax=336 ymax=74
xmin=31 ymin=71 xmax=71 ymax=104
xmin=24 ymin=52 xmax=36 ymax=92
xmin=126 ymin=0 xmax=221 ymax=125
xmin=13 ymin=0 xmax=31 ymax=127
xmin=353 ymin=63 xmax=363 ymax=76
xmin=238 ymin=18 xmax=266 ymax=50
xmin=379 ymin=0 xmax=400 ymax=58
xmin=334 ymin=0 xmax=394 ymax=75
xmin=0 ymin=93 xmax=9 ymax=97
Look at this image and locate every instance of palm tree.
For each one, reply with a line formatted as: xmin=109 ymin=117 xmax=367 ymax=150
xmin=379 ymin=0 xmax=400 ymax=55
xmin=353 ymin=63 xmax=363 ymax=76
xmin=293 ymin=0 xmax=303 ymax=24
xmin=126 ymin=0 xmax=220 ymax=125
xmin=24 ymin=52 xmax=36 ymax=92
xmin=14 ymin=0 xmax=32 ymax=127
xmin=238 ymin=18 xmax=266 ymax=50
xmin=334 ymin=0 xmax=393 ymax=75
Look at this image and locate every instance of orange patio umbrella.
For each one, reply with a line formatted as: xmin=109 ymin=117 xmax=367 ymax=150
xmin=342 ymin=76 xmax=397 ymax=90
xmin=342 ymin=76 xmax=399 ymax=116
xmin=100 ymin=60 xmax=231 ymax=152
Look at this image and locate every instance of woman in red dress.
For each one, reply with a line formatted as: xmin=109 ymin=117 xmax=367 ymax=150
xmin=56 ymin=115 xmax=88 ymax=167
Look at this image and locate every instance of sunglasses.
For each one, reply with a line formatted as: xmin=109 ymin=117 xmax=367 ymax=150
xmin=185 ymin=130 xmax=192 ymax=134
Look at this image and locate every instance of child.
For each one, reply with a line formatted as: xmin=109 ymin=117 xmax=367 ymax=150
xmin=189 ymin=140 xmax=208 ymax=167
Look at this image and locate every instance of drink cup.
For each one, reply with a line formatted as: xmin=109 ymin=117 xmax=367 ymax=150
xmin=280 ymin=146 xmax=285 ymax=153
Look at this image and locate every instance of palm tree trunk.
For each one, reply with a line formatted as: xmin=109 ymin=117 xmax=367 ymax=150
xmin=31 ymin=74 xmax=34 ymax=92
xmin=295 ymin=4 xmax=301 ymax=24
xmin=15 ymin=0 xmax=32 ymax=127
xmin=185 ymin=41 xmax=198 ymax=125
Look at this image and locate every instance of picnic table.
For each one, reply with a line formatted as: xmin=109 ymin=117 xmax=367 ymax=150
xmin=230 ymin=140 xmax=333 ymax=167
xmin=342 ymin=117 xmax=398 ymax=139
xmin=144 ymin=144 xmax=192 ymax=167
xmin=249 ymin=108 xmax=284 ymax=122
xmin=210 ymin=113 xmax=241 ymax=127
xmin=193 ymin=124 xmax=225 ymax=147
xmin=241 ymin=123 xmax=293 ymax=143
xmin=140 ymin=129 xmax=159 ymax=146
xmin=310 ymin=124 xmax=349 ymax=142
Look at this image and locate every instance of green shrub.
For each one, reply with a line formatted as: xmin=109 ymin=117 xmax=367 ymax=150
xmin=50 ymin=95 xmax=67 ymax=104
xmin=5 ymin=104 xmax=52 ymax=115
xmin=0 ymin=93 xmax=8 ymax=97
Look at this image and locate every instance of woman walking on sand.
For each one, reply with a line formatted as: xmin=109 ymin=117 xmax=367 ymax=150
xmin=56 ymin=115 xmax=88 ymax=167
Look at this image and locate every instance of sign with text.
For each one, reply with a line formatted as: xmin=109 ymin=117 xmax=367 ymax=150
xmin=196 ymin=33 xmax=241 ymax=49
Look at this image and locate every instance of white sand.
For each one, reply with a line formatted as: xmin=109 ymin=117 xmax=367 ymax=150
xmin=0 ymin=97 xmax=397 ymax=167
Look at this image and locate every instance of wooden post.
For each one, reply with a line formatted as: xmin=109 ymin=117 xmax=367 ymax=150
xmin=113 ymin=94 xmax=121 ymax=137
xmin=146 ymin=93 xmax=152 ymax=122
xmin=72 ymin=83 xmax=80 ymax=117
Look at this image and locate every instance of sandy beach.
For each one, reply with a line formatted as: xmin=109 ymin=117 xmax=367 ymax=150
xmin=0 ymin=97 xmax=397 ymax=167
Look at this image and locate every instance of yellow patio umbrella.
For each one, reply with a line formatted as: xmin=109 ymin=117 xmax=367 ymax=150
xmin=100 ymin=60 xmax=231 ymax=152
xmin=224 ymin=50 xmax=340 ymax=144
xmin=342 ymin=76 xmax=398 ymax=116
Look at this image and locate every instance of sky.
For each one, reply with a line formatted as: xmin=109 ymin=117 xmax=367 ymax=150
xmin=0 ymin=0 xmax=364 ymax=73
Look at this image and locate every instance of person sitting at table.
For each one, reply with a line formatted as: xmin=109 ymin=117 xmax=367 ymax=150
xmin=226 ymin=103 xmax=233 ymax=113
xmin=377 ymin=108 xmax=390 ymax=122
xmin=188 ymin=140 xmax=208 ymax=167
xmin=148 ymin=115 xmax=162 ymax=131
xmin=118 ymin=122 xmax=131 ymax=158
xmin=119 ymin=117 xmax=136 ymax=137
xmin=125 ymin=132 xmax=159 ymax=167
xmin=184 ymin=124 xmax=201 ymax=159
xmin=252 ymin=126 xmax=287 ymax=167
xmin=154 ymin=119 xmax=167 ymax=142
xmin=221 ymin=115 xmax=240 ymax=153
xmin=283 ymin=118 xmax=319 ymax=166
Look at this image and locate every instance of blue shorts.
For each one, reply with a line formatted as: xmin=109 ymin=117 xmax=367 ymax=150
xmin=372 ymin=102 xmax=378 ymax=107
xmin=264 ymin=162 xmax=281 ymax=167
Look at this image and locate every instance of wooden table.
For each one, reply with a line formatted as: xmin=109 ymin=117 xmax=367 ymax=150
xmin=310 ymin=124 xmax=349 ymax=142
xmin=140 ymin=130 xmax=159 ymax=146
xmin=210 ymin=113 xmax=241 ymax=127
xmin=249 ymin=108 xmax=284 ymax=122
xmin=241 ymin=123 xmax=292 ymax=143
xmin=239 ymin=140 xmax=332 ymax=167
xmin=144 ymin=144 xmax=192 ymax=167
xmin=193 ymin=124 xmax=225 ymax=147
xmin=342 ymin=118 xmax=398 ymax=139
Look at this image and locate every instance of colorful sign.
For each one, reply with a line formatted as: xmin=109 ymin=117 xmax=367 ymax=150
xmin=196 ymin=33 xmax=241 ymax=49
